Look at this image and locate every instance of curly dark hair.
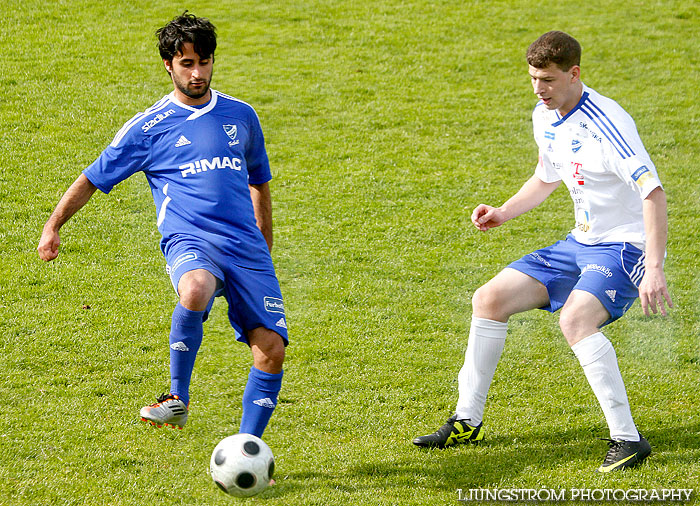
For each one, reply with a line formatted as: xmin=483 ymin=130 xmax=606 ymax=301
xmin=156 ymin=11 xmax=217 ymax=61
xmin=526 ymin=31 xmax=581 ymax=71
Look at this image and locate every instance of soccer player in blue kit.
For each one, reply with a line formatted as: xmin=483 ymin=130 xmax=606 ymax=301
xmin=413 ymin=32 xmax=672 ymax=472
xmin=38 ymin=12 xmax=286 ymax=438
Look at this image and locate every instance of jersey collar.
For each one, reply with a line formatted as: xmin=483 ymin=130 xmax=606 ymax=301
xmin=168 ymin=89 xmax=219 ymax=120
xmin=551 ymin=84 xmax=589 ymax=127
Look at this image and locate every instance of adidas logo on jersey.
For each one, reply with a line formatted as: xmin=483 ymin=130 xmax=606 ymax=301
xmin=275 ymin=318 xmax=287 ymax=329
xmin=170 ymin=341 xmax=190 ymax=352
xmin=605 ymin=290 xmax=617 ymax=302
xmin=175 ymin=135 xmax=191 ymax=147
xmin=253 ymin=397 xmax=276 ymax=409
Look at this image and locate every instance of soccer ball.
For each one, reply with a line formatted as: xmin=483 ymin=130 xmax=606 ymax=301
xmin=209 ymin=433 xmax=275 ymax=497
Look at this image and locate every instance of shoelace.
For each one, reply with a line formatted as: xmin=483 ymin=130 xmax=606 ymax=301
xmin=154 ymin=393 xmax=177 ymax=405
xmin=599 ymin=438 xmax=625 ymax=462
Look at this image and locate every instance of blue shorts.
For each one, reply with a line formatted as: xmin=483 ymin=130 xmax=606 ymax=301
xmin=164 ymin=238 xmax=288 ymax=345
xmin=508 ymin=234 xmax=645 ymax=326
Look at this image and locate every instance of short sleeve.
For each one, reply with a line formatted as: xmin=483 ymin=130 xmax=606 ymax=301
xmin=608 ymin=119 xmax=662 ymax=199
xmin=244 ymin=109 xmax=271 ymax=185
xmin=83 ymin=126 xmax=151 ymax=193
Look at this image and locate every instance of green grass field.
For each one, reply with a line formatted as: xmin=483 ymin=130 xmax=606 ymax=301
xmin=1 ymin=1 xmax=699 ymax=504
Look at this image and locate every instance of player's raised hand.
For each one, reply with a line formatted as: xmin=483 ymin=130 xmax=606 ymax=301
xmin=37 ymin=228 xmax=61 ymax=262
xmin=638 ymin=266 xmax=673 ymax=316
xmin=471 ymin=204 xmax=507 ymax=231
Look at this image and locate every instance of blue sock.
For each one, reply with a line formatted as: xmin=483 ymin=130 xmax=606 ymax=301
xmin=240 ymin=366 xmax=283 ymax=437
xmin=168 ymin=303 xmax=205 ymax=406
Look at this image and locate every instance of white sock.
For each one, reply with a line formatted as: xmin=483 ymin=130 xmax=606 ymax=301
xmin=455 ymin=316 xmax=508 ymax=425
xmin=571 ymin=332 xmax=639 ymax=441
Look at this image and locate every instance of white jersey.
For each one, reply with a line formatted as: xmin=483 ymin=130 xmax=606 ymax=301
xmin=533 ymin=84 xmax=661 ymax=249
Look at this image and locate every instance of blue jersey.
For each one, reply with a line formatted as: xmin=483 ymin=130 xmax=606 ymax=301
xmin=84 ymin=90 xmax=273 ymax=270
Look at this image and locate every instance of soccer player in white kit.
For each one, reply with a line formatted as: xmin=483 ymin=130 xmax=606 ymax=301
xmin=413 ymin=31 xmax=672 ymax=472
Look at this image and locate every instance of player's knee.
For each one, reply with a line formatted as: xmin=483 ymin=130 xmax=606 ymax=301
xmin=178 ymin=271 xmax=217 ymax=310
xmin=472 ymin=284 xmax=504 ymax=320
xmin=250 ymin=329 xmax=285 ymax=373
xmin=558 ymin=308 xmax=585 ymax=345
xmin=265 ymin=345 xmax=285 ymax=371
xmin=179 ymin=285 xmax=212 ymax=310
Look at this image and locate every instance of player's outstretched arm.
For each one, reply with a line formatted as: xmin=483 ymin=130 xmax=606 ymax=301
xmin=38 ymin=174 xmax=97 ymax=262
xmin=472 ymin=175 xmax=560 ymax=231
xmin=638 ymin=187 xmax=673 ymax=316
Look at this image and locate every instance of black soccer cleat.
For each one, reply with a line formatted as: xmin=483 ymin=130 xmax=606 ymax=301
xmin=413 ymin=415 xmax=484 ymax=448
xmin=596 ymin=433 xmax=651 ymax=473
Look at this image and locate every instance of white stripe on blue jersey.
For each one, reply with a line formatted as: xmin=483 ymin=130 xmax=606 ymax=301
xmin=110 ymin=96 xmax=173 ymax=148
xmin=216 ymin=91 xmax=264 ymax=124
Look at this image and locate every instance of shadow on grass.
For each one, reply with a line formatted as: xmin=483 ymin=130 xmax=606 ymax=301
xmin=270 ymin=422 xmax=700 ymax=498
xmin=354 ymin=428 xmax=604 ymax=491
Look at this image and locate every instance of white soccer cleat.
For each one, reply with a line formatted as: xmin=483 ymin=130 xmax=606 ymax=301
xmin=140 ymin=393 xmax=188 ymax=429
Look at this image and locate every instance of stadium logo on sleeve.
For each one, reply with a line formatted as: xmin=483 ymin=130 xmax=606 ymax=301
xmin=223 ymin=124 xmax=240 ymax=146
xmin=264 ymin=297 xmax=285 ymax=314
xmin=142 ymin=109 xmax=176 ymax=132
